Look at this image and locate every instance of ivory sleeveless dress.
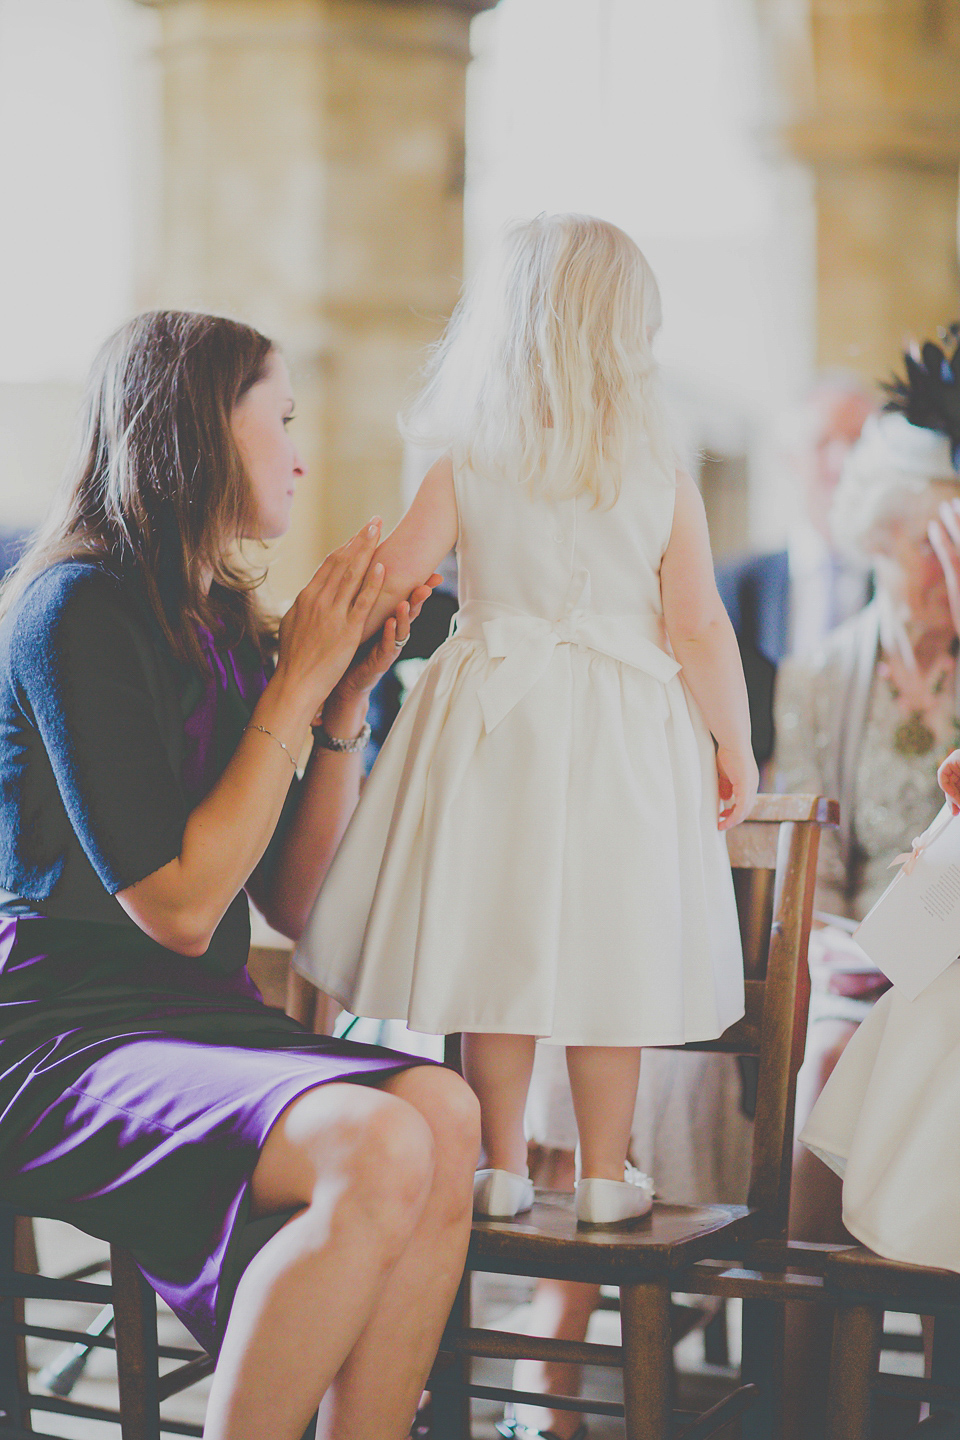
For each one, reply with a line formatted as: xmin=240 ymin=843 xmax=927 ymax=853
xmin=800 ymin=962 xmax=960 ymax=1273
xmin=295 ymin=458 xmax=745 ymax=1046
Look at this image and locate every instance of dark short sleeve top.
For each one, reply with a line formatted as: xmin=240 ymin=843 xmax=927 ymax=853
xmin=0 ymin=560 xmax=291 ymax=977
xmin=0 ymin=563 xmax=189 ymax=917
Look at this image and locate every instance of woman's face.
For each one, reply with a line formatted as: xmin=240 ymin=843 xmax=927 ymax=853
xmin=871 ymin=482 xmax=959 ymax=626
xmin=231 ymin=351 xmax=304 ymax=540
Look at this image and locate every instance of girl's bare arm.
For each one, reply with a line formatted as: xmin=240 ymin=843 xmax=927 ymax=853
xmin=359 ymin=455 xmax=459 ymax=642
xmin=660 ymin=470 xmax=758 ymax=828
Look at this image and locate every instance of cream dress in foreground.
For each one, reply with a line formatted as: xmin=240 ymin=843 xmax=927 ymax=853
xmin=801 ymin=960 xmax=960 ymax=1272
xmin=295 ymin=456 xmax=745 ymax=1045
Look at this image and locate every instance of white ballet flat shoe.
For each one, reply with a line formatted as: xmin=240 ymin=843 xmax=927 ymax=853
xmin=574 ymin=1165 xmax=655 ymax=1227
xmin=473 ymin=1168 xmax=535 ymax=1218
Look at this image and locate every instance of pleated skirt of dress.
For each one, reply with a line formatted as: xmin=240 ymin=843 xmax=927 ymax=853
xmin=296 ymin=636 xmax=745 ymax=1047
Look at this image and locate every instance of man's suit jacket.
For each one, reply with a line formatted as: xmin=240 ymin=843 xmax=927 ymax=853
xmin=715 ymin=550 xmax=790 ymax=766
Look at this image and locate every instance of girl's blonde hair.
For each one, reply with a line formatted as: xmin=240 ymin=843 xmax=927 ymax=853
xmin=404 ymin=214 xmax=675 ymax=507
xmin=0 ymin=310 xmax=277 ymax=669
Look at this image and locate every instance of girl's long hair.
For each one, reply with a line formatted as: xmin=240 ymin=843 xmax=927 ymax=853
xmin=404 ymin=214 xmax=676 ymax=506
xmin=0 ymin=310 xmax=277 ymax=668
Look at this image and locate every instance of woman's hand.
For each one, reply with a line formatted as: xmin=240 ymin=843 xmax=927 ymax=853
xmin=938 ymin=748 xmax=960 ymax=815
xmin=274 ymin=519 xmax=388 ymax=715
xmin=716 ymin=744 xmax=759 ymax=831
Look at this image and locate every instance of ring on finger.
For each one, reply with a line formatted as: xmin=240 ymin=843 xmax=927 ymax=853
xmin=394 ymin=633 xmax=411 ymax=649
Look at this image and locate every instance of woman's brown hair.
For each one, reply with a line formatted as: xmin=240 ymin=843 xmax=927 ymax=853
xmin=0 ymin=310 xmax=277 ymax=668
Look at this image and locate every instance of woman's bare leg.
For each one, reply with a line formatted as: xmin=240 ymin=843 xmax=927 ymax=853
xmin=318 ymin=1067 xmax=479 ymax=1435
xmin=203 ymin=1065 xmax=479 ymax=1440
xmin=566 ymin=1046 xmax=641 ymax=1181
xmin=511 ymin=1277 xmax=601 ymax=1439
xmin=461 ymin=1033 xmax=537 ymax=1174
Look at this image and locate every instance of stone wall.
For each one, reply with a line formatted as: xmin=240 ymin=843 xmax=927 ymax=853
xmin=764 ymin=0 xmax=960 ymax=385
xmin=142 ymin=0 xmax=492 ymax=596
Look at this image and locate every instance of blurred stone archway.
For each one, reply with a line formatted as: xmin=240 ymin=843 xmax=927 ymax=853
xmin=137 ymin=0 xmax=495 ymax=595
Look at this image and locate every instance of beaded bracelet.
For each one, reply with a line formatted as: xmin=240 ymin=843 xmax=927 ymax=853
xmin=245 ymin=723 xmax=299 ymax=770
xmin=312 ymin=721 xmax=372 ymax=754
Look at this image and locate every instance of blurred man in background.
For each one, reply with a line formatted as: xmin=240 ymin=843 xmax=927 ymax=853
xmin=717 ymin=377 xmax=875 ymax=764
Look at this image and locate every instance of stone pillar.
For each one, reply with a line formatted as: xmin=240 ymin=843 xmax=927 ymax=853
xmin=764 ymin=0 xmax=960 ymax=384
xmin=136 ymin=0 xmax=494 ymax=595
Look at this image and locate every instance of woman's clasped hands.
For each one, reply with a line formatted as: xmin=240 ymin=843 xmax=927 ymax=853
xmin=275 ymin=516 xmax=440 ymax=723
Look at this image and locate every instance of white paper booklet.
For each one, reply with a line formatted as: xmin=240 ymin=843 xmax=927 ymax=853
xmin=854 ymin=803 xmax=960 ymax=1000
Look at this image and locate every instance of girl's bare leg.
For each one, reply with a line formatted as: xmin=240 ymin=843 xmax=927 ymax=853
xmin=565 ymin=1046 xmax=641 ymax=1181
xmin=461 ymin=1033 xmax=537 ymax=1174
xmin=203 ymin=1065 xmax=479 ymax=1440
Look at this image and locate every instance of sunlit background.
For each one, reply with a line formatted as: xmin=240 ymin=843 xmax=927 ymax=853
xmin=0 ymin=0 xmax=957 ymax=583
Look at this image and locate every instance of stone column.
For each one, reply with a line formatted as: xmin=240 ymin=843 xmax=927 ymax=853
xmin=136 ymin=0 xmax=494 ymax=595
xmin=764 ymin=0 xmax=960 ymax=384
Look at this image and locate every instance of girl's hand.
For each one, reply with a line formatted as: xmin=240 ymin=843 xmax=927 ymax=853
xmin=716 ymin=745 xmax=759 ymax=831
xmin=275 ymin=519 xmax=387 ymax=709
xmin=330 ymin=575 xmax=442 ymax=707
xmin=938 ymin=748 xmax=960 ymax=815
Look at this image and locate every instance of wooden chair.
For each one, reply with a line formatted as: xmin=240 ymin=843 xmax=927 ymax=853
xmin=428 ymin=793 xmax=838 ymax=1440
xmin=0 ymin=944 xmax=307 ymax=1440
xmin=823 ymin=1247 xmax=960 ymax=1440
xmin=0 ymin=1208 xmax=212 ymax=1439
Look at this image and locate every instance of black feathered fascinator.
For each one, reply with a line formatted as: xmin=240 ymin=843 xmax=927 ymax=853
xmin=884 ymin=323 xmax=960 ymax=471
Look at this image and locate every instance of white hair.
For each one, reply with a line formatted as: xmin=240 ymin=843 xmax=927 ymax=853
xmin=402 ymin=214 xmax=676 ymax=507
xmin=830 ymin=410 xmax=960 ymax=558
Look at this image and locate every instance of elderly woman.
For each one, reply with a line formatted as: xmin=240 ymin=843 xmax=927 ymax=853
xmin=775 ymin=346 xmax=960 ymax=1437
xmin=0 ymin=311 xmax=480 ymax=1440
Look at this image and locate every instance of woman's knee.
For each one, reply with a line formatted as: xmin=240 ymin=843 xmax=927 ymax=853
xmin=384 ymin=1066 xmax=481 ymax=1174
xmin=252 ymin=1083 xmax=436 ymax=1233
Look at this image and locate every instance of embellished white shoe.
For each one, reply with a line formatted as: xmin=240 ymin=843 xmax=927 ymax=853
xmin=574 ymin=1164 xmax=655 ymax=1227
xmin=473 ymin=1168 xmax=535 ymax=1218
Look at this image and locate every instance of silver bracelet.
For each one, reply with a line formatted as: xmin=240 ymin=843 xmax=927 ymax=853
xmin=312 ymin=721 xmax=372 ymax=754
xmin=245 ymin=723 xmax=299 ymax=770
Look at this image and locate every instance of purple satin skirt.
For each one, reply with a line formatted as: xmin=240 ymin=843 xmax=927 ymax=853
xmin=0 ymin=921 xmax=426 ymax=1355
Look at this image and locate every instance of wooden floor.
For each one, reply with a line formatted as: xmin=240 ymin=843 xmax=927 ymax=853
xmin=22 ymin=1219 xmax=924 ymax=1438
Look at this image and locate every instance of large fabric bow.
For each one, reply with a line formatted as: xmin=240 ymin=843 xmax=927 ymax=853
xmin=454 ymin=571 xmax=681 ymax=732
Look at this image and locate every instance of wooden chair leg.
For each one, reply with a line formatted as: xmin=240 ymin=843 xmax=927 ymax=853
xmin=740 ymin=1297 xmax=784 ymax=1440
xmin=824 ymin=1302 xmax=881 ymax=1440
xmin=930 ymin=1309 xmax=960 ymax=1430
xmin=0 ymin=1209 xmax=28 ymax=1435
xmin=110 ymin=1244 xmax=161 ymax=1440
xmin=621 ymin=1280 xmax=672 ymax=1440
xmin=430 ymin=1272 xmax=471 ymax=1440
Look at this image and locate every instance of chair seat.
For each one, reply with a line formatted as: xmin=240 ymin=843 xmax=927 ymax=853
xmin=826 ymin=1245 xmax=960 ymax=1310
xmin=468 ymin=1190 xmax=756 ymax=1284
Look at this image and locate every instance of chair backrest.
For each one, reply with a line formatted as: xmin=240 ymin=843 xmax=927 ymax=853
xmin=674 ymin=793 xmax=837 ymax=1239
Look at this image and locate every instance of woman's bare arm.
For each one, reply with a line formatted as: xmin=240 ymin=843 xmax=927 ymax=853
xmin=115 ymin=522 xmax=388 ymax=955
xmin=247 ymin=610 xmax=417 ymax=939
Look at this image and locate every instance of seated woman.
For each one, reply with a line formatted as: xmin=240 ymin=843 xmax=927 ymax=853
xmin=0 ymin=310 xmax=480 ymax=1440
xmin=774 ymin=330 xmax=960 ymax=1437
xmin=800 ymin=744 xmax=960 ymax=1273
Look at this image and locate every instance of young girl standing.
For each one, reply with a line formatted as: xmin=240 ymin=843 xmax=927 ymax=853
xmin=295 ymin=214 xmax=757 ymax=1225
